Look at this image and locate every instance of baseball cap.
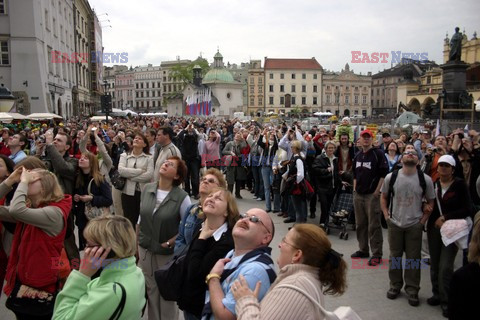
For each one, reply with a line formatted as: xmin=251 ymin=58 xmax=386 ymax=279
xmin=360 ymin=129 xmax=373 ymax=137
xmin=421 ymin=130 xmax=431 ymax=135
xmin=382 ymin=132 xmax=391 ymax=138
xmin=342 ymin=117 xmax=350 ymax=122
xmin=438 ymin=155 xmax=456 ymax=167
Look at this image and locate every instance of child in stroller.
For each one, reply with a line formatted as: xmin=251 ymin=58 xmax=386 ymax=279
xmin=324 ymin=172 xmax=355 ymax=240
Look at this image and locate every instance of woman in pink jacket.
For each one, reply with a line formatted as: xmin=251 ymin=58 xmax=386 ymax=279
xmin=203 ymin=129 xmax=221 ymax=169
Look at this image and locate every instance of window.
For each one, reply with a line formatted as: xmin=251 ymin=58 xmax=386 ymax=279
xmin=53 ymin=17 xmax=57 ymax=36
xmin=302 ymin=97 xmax=306 ymax=105
xmin=250 ymin=77 xmax=254 ymax=84
xmin=354 ymin=95 xmax=359 ymax=104
xmin=302 ymin=85 xmax=306 ymax=93
xmin=313 ymin=97 xmax=317 ymax=105
xmin=47 ymin=46 xmax=53 ymax=74
xmin=280 ymin=97 xmax=284 ymax=105
xmin=363 ymin=96 xmax=367 ymax=104
xmin=259 ymin=77 xmax=263 ymax=84
xmin=45 ymin=10 xmax=50 ymax=30
xmin=0 ymin=40 xmax=9 ymax=65
xmin=250 ymin=85 xmax=254 ymax=94
xmin=269 ymin=85 xmax=274 ymax=92
xmin=326 ymin=95 xmax=330 ymax=103
xmin=313 ymin=85 xmax=317 ymax=93
xmin=269 ymin=73 xmax=273 ymax=79
xmin=258 ymin=85 xmax=263 ymax=94
xmin=345 ymin=95 xmax=349 ymax=104
xmin=291 ymin=85 xmax=296 ymax=92
xmin=146 ymin=82 xmax=149 ymax=88
xmin=280 ymin=85 xmax=284 ymax=92
xmin=362 ymin=110 xmax=367 ymax=117
xmin=269 ymin=97 xmax=274 ymax=105
xmin=427 ymin=76 xmax=431 ymax=84
xmin=346 ymin=86 xmax=349 ymax=91
xmin=0 ymin=0 xmax=5 ymax=14
xmin=292 ymin=96 xmax=296 ymax=105
xmin=291 ymin=73 xmax=296 ymax=79
xmin=250 ymin=97 xmax=255 ymax=105
xmin=335 ymin=94 xmax=339 ymax=103
xmin=313 ymin=74 xmax=317 ymax=80
xmin=302 ymin=74 xmax=306 ymax=79
xmin=280 ymin=73 xmax=284 ymax=79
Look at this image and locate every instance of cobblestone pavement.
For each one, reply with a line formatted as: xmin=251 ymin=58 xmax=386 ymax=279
xmin=1 ymin=189 xmax=452 ymax=319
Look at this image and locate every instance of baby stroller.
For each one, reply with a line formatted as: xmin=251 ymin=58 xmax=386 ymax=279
xmin=324 ymin=182 xmax=354 ymax=240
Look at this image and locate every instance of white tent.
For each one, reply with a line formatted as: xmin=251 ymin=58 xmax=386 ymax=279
xmin=90 ymin=115 xmax=113 ymax=121
xmin=27 ymin=113 xmax=63 ymax=120
xmin=155 ymin=112 xmax=168 ymax=116
xmin=124 ymin=109 xmax=138 ymax=116
xmin=0 ymin=112 xmax=13 ymax=122
xmin=314 ymin=112 xmax=333 ymax=117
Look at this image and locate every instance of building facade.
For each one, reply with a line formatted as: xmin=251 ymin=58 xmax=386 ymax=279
xmin=322 ymin=64 xmax=372 ymax=117
xmin=114 ymin=66 xmax=133 ymax=110
xmin=161 ymin=58 xmax=191 ymax=113
xmin=247 ymin=60 xmax=264 ymax=116
xmin=264 ymin=57 xmax=323 ymax=115
xmin=443 ymin=30 xmax=480 ymax=64
xmin=133 ymin=64 xmax=162 ymax=112
xmin=0 ymin=0 xmax=76 ymax=116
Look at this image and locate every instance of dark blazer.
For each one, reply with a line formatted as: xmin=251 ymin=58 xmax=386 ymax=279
xmin=312 ymin=153 xmax=340 ymax=192
xmin=428 ymin=177 xmax=474 ymax=229
xmin=178 ymin=227 xmax=234 ymax=317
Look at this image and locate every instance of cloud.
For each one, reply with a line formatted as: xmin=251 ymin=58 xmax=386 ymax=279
xmin=89 ymin=0 xmax=480 ymax=73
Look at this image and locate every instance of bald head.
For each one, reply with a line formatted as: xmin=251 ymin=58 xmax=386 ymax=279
xmin=233 ymin=208 xmax=275 ymax=250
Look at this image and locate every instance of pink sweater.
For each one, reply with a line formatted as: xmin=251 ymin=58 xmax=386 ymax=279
xmin=235 ymin=264 xmax=325 ymax=320
xmin=202 ymin=132 xmax=221 ymax=165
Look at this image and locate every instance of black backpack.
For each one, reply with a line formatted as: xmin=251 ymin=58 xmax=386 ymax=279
xmin=386 ymin=169 xmax=427 ymax=218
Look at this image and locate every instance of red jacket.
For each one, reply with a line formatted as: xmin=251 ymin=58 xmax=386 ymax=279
xmin=4 ymin=194 xmax=72 ymax=296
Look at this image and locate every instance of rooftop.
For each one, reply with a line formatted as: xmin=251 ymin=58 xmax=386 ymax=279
xmin=264 ymin=58 xmax=323 ymax=70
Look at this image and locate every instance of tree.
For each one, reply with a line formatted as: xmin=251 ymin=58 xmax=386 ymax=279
xmin=170 ymin=58 xmax=210 ymax=86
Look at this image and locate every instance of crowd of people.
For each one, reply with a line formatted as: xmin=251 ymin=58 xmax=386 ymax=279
xmin=0 ymin=114 xmax=478 ymax=319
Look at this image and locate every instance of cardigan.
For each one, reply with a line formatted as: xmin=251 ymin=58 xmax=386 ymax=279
xmin=235 ymin=264 xmax=324 ymax=320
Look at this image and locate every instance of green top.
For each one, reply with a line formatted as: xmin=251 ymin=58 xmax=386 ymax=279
xmin=53 ymin=256 xmax=146 ymax=320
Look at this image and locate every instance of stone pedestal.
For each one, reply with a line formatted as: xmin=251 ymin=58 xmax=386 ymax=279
xmin=441 ymin=61 xmax=471 ymax=119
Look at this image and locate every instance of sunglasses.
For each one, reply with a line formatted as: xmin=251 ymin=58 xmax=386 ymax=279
xmin=438 ymin=163 xmax=452 ymax=167
xmin=240 ymin=213 xmax=271 ymax=234
xmin=402 ymin=151 xmax=418 ymax=156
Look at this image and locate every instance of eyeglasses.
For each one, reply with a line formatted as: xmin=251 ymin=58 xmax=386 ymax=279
xmin=281 ymin=237 xmax=298 ymax=249
xmin=201 ymin=177 xmax=218 ymax=184
xmin=240 ymin=213 xmax=271 ymax=234
xmin=402 ymin=151 xmax=418 ymax=156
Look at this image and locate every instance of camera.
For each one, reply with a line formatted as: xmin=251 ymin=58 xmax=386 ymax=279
xmin=37 ymin=135 xmax=46 ymax=143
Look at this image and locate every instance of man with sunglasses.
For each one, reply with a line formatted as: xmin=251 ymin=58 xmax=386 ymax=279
xmin=202 ymin=208 xmax=276 ymax=320
xmin=380 ymin=150 xmax=435 ymax=307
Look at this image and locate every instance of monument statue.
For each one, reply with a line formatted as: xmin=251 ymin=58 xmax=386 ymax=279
xmin=449 ymin=27 xmax=463 ymax=61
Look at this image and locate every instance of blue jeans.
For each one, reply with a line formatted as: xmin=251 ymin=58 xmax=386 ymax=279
xmin=261 ymin=166 xmax=274 ymax=211
xmin=252 ymin=165 xmax=264 ymax=199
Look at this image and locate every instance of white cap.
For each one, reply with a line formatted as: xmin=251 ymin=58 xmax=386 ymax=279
xmin=438 ymin=154 xmax=456 ymax=167
xmin=342 ymin=117 xmax=350 ymax=122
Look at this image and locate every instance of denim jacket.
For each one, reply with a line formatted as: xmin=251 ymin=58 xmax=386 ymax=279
xmin=174 ymin=203 xmax=203 ymax=254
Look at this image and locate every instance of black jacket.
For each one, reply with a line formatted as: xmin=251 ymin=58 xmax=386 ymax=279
xmin=428 ymin=177 xmax=474 ymax=230
xmin=312 ymin=153 xmax=340 ymax=192
xmin=178 ymin=227 xmax=234 ymax=317
xmin=178 ymin=130 xmax=199 ymax=160
xmin=73 ymin=173 xmax=113 ymax=214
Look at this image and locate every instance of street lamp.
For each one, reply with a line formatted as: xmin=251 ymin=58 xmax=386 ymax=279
xmin=0 ymin=84 xmax=16 ymax=112
xmin=335 ymin=89 xmax=340 ymax=117
xmin=102 ymin=80 xmax=110 ymax=123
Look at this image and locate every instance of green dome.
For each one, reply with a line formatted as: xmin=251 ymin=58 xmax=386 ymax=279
xmin=203 ymin=68 xmax=234 ymax=83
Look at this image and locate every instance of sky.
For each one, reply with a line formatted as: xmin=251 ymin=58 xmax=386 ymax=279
xmin=89 ymin=0 xmax=480 ymax=74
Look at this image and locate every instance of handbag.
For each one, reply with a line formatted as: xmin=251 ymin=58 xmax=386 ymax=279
xmin=277 ymin=278 xmax=362 ymax=320
xmin=154 ymin=246 xmax=188 ymax=301
xmin=109 ymin=168 xmax=126 ymax=190
xmin=6 ymin=281 xmax=57 ymax=316
xmin=291 ymin=179 xmax=315 ymax=200
xmin=84 ymin=179 xmax=109 ymax=220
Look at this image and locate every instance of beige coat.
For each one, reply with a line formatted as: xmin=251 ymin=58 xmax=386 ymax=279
xmin=118 ymin=152 xmax=154 ymax=196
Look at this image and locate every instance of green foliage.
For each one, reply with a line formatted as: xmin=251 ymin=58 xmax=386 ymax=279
xmin=170 ymin=58 xmax=210 ymax=86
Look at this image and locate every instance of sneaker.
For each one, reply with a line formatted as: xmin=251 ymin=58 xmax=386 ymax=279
xmin=351 ymin=251 xmax=370 ymax=259
xmin=427 ymin=296 xmax=441 ymax=306
xmin=408 ymin=294 xmax=419 ymax=307
xmin=368 ymin=256 xmax=382 ymax=266
xmin=256 ymin=198 xmax=264 ymax=201
xmin=386 ymin=288 xmax=400 ymax=300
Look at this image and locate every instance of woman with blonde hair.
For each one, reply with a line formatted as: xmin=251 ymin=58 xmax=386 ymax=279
xmin=73 ymin=152 xmax=113 ymax=250
xmin=0 ymin=167 xmax=72 ymax=320
xmin=286 ymin=140 xmax=308 ymax=223
xmin=53 ymin=215 xmax=146 ymax=319
xmin=233 ymin=224 xmax=347 ymax=320
xmin=175 ymin=168 xmax=227 ymax=254
xmin=178 ymin=187 xmax=239 ymax=319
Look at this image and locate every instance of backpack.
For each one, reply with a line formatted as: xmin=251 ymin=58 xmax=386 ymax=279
xmin=386 ymin=169 xmax=427 ymax=217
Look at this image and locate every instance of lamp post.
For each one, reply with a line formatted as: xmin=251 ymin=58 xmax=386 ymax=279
xmin=102 ymin=80 xmax=110 ymax=123
xmin=0 ymin=84 xmax=16 ymax=113
xmin=335 ymin=89 xmax=340 ymax=117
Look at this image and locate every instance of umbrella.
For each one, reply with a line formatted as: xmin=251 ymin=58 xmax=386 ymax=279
xmin=27 ymin=113 xmax=63 ymax=120
xmin=7 ymin=113 xmax=27 ymax=120
xmin=0 ymin=112 xmax=13 ymax=122
xmin=314 ymin=112 xmax=333 ymax=116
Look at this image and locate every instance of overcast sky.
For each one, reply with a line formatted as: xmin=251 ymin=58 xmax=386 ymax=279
xmin=89 ymin=0 xmax=479 ymax=74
